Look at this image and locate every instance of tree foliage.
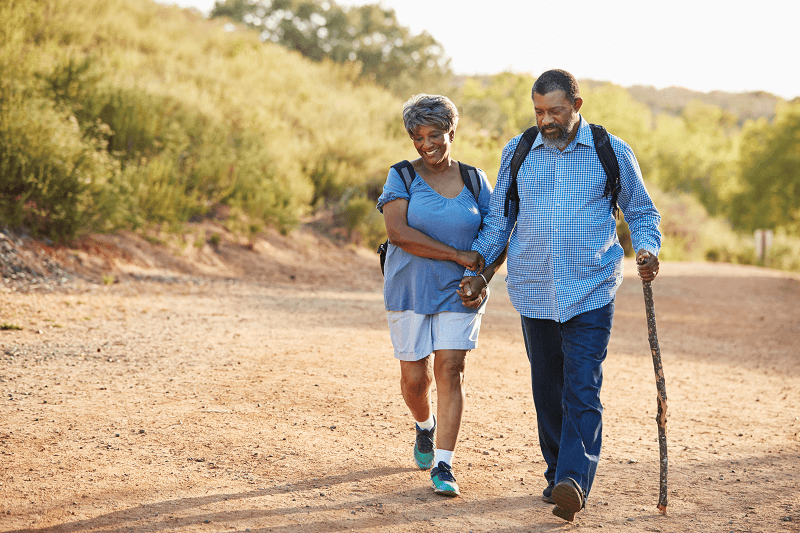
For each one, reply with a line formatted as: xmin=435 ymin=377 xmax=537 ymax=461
xmin=3 ymin=0 xmax=799 ymax=268
xmin=0 ymin=0 xmax=407 ymax=241
xmin=731 ymin=101 xmax=800 ymax=233
xmin=211 ymin=0 xmax=452 ymax=96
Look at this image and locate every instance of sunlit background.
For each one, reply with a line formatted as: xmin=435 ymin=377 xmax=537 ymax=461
xmin=2 ymin=0 xmax=799 ymax=272
xmin=159 ymin=0 xmax=799 ymax=99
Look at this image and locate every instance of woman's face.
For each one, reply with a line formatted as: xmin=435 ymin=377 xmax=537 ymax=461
xmin=411 ymin=124 xmax=454 ymax=166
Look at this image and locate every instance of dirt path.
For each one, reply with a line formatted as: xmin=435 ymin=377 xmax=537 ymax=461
xmin=1 ymin=251 xmax=799 ymax=532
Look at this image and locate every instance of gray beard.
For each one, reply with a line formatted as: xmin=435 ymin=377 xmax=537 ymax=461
xmin=540 ymin=129 xmax=570 ymax=150
xmin=540 ymin=114 xmax=579 ymax=150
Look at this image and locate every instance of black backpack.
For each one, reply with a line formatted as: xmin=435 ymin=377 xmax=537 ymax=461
xmin=377 ymin=160 xmax=482 ymax=275
xmin=504 ymin=124 xmax=621 ymax=219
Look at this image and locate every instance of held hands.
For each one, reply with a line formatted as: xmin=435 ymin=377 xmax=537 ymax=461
xmin=636 ymin=249 xmax=659 ymax=282
xmin=455 ymin=250 xmax=485 ymax=273
xmin=457 ymin=275 xmax=488 ymax=308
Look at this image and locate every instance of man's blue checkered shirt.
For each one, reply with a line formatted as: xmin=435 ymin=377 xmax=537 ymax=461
xmin=468 ymin=117 xmax=661 ymax=322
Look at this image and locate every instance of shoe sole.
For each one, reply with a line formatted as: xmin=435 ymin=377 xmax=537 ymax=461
xmin=432 ymin=486 xmax=460 ymax=497
xmin=551 ymin=482 xmax=582 ymax=522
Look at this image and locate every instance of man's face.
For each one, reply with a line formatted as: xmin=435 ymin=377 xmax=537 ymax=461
xmin=533 ymin=90 xmax=582 ymax=150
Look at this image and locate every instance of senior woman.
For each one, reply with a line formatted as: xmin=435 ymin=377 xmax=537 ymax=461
xmin=377 ymin=94 xmax=506 ymax=496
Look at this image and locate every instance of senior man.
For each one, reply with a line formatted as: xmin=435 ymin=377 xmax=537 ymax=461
xmin=459 ymin=69 xmax=661 ymax=522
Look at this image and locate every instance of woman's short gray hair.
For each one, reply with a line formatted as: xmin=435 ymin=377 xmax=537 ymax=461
xmin=402 ymin=94 xmax=459 ymax=136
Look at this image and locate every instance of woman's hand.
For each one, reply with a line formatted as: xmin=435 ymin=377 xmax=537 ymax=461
xmin=461 ymin=286 xmax=488 ymax=308
xmin=455 ymin=250 xmax=485 ymax=272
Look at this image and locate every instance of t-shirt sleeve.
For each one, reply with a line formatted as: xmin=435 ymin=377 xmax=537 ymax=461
xmin=376 ymin=167 xmax=410 ymax=213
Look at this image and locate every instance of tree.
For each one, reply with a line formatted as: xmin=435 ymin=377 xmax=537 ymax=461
xmin=457 ymin=72 xmax=536 ymax=141
xmin=211 ymin=0 xmax=452 ymax=96
xmin=645 ymin=100 xmax=741 ymax=216
xmin=731 ymin=101 xmax=800 ymax=234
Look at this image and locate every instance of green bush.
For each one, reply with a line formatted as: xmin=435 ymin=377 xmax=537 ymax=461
xmin=0 ymin=93 xmax=118 ymax=240
xmin=341 ymin=195 xmax=386 ymax=249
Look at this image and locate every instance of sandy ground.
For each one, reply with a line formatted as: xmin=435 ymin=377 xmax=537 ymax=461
xmin=1 ymin=231 xmax=799 ymax=532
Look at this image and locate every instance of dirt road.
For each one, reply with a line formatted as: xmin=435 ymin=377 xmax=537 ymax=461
xmin=1 ymin=243 xmax=799 ymax=532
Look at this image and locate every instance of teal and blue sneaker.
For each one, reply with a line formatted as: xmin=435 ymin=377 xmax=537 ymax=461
xmin=430 ymin=461 xmax=460 ymax=497
xmin=413 ymin=417 xmax=436 ymax=469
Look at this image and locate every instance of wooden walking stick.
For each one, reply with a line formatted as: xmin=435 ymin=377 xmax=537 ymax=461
xmin=638 ymin=252 xmax=668 ymax=513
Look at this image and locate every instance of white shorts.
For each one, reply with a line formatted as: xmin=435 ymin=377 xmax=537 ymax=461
xmin=387 ymin=310 xmax=483 ymax=361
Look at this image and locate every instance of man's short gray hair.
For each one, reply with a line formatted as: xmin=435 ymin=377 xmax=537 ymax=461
xmin=531 ymin=69 xmax=580 ymax=103
xmin=402 ymin=94 xmax=459 ymax=136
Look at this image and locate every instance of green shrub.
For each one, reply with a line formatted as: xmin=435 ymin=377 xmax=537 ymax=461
xmin=341 ymin=195 xmax=386 ymax=249
xmin=0 ymin=93 xmax=118 ymax=241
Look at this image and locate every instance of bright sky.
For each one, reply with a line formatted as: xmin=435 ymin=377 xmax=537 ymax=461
xmin=158 ymin=0 xmax=799 ymax=100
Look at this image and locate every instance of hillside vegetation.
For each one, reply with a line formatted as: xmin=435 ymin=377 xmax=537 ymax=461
xmin=1 ymin=0 xmax=799 ymax=271
xmin=1 ymin=0 xmax=408 ymax=240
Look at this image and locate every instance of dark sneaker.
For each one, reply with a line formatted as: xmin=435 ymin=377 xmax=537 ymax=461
xmin=552 ymin=478 xmax=584 ymax=522
xmin=430 ymin=461 xmax=460 ymax=496
xmin=542 ymin=480 xmax=555 ymax=504
xmin=413 ymin=417 xmax=436 ymax=469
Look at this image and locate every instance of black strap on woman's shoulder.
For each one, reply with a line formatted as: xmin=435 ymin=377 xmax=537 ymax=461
xmin=391 ymin=160 xmax=481 ymax=201
xmin=391 ymin=160 xmax=416 ymax=193
xmin=458 ymin=162 xmax=481 ymax=200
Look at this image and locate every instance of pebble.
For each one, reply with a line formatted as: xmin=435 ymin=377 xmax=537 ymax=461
xmin=0 ymin=231 xmax=78 ymax=293
xmin=0 ymin=229 xmax=210 ymax=294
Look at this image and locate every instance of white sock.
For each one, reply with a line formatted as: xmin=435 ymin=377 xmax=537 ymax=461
xmin=435 ymin=449 xmax=454 ymax=467
xmin=416 ymin=413 xmax=434 ymax=431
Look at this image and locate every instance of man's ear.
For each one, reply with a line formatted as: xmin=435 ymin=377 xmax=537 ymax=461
xmin=573 ymin=96 xmax=583 ymax=113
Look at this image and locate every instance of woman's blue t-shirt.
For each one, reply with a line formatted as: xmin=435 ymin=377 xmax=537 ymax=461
xmin=376 ymin=164 xmax=493 ymax=315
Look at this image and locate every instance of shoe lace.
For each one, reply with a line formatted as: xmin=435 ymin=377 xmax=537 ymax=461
xmin=433 ymin=462 xmax=456 ymax=482
xmin=415 ymin=428 xmax=434 ymax=453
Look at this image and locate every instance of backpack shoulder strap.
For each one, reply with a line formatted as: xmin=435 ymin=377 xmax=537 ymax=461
xmin=589 ymin=124 xmax=621 ymax=218
xmin=458 ymin=162 xmax=481 ymax=201
xmin=379 ymin=160 xmax=417 ymax=275
xmin=390 ymin=160 xmax=416 ymax=194
xmin=504 ymin=126 xmax=539 ymax=217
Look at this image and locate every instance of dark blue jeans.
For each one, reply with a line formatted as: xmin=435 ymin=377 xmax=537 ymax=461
xmin=520 ymin=300 xmax=614 ymax=499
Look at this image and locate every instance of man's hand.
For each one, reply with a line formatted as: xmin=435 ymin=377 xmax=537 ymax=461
xmin=457 ymin=275 xmax=488 ymax=308
xmin=636 ymin=249 xmax=659 ymax=282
